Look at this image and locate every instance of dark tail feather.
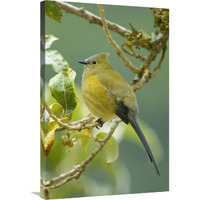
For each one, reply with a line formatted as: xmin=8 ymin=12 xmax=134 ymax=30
xmin=128 ymin=115 xmax=160 ymax=175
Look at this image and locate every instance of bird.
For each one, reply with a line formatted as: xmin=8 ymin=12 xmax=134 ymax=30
xmin=78 ymin=52 xmax=160 ymax=175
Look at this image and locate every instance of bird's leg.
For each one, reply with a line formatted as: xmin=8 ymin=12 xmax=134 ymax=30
xmin=95 ymin=118 xmax=104 ymax=129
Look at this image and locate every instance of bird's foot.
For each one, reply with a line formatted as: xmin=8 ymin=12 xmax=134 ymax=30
xmin=95 ymin=118 xmax=104 ymax=129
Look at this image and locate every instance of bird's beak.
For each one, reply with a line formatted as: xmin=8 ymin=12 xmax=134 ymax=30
xmin=78 ymin=60 xmax=87 ymax=65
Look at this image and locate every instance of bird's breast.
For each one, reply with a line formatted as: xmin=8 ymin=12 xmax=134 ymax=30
xmin=82 ymin=74 xmax=118 ymax=121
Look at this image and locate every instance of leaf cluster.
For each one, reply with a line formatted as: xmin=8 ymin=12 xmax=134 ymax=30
xmin=153 ymin=8 xmax=169 ymax=32
xmin=41 ymin=34 xmax=78 ymax=155
xmin=124 ymin=25 xmax=152 ymax=50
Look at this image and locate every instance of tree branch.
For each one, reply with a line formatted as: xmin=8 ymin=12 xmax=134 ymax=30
xmin=44 ymin=102 xmax=100 ymax=131
xmin=57 ymin=1 xmax=131 ymax=37
xmin=121 ymin=44 xmax=146 ymax=61
xmin=98 ymin=4 xmax=142 ymax=74
xmin=131 ymin=69 xmax=150 ymax=91
xmin=41 ymin=119 xmax=120 ymax=190
xmin=132 ymin=40 xmax=168 ymax=91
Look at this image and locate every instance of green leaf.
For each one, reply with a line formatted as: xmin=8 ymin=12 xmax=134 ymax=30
xmin=45 ymin=1 xmax=63 ymax=23
xmin=74 ymin=132 xmax=90 ymax=151
xmin=96 ymin=132 xmax=119 ymax=165
xmin=46 ymin=50 xmax=69 ymax=74
xmin=50 ymin=102 xmax=64 ymax=118
xmin=45 ymin=34 xmax=59 ymax=49
xmin=45 ymin=34 xmax=69 ymax=74
xmin=80 ymin=135 xmax=90 ymax=150
xmin=49 ymin=68 xmax=77 ymax=115
xmin=41 ymin=121 xmax=58 ymax=156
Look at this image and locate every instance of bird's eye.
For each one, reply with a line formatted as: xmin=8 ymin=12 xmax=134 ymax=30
xmin=92 ymin=60 xmax=97 ymax=65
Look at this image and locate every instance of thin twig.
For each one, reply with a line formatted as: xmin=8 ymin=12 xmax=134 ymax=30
xmin=41 ymin=120 xmax=120 ymax=190
xmin=57 ymin=1 xmax=131 ymax=38
xmin=44 ymin=172 xmax=80 ymax=190
xmin=70 ymin=115 xmax=94 ymax=125
xmin=98 ymin=4 xmax=142 ymax=74
xmin=132 ymin=69 xmax=150 ymax=91
xmin=139 ymin=33 xmax=168 ymax=68
xmin=121 ymin=45 xmax=146 ymax=61
xmin=151 ymin=45 xmax=167 ymax=78
xmin=132 ymin=45 xmax=167 ymax=91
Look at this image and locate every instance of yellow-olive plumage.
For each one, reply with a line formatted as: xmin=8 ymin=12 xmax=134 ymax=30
xmin=79 ymin=52 xmax=160 ymax=175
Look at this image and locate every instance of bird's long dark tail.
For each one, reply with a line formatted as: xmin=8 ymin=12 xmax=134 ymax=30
xmin=128 ymin=115 xmax=160 ymax=175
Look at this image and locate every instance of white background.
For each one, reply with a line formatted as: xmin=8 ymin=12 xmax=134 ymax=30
xmin=0 ymin=0 xmax=200 ymax=199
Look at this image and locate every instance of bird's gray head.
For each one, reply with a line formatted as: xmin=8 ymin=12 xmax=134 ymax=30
xmin=78 ymin=52 xmax=110 ymax=70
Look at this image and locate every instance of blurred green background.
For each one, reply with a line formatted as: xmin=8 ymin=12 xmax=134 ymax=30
xmin=41 ymin=1 xmax=169 ymax=199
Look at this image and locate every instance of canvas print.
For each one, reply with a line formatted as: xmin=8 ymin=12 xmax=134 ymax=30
xmin=40 ymin=1 xmax=169 ymax=199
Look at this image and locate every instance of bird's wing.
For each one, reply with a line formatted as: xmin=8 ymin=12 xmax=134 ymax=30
xmin=97 ymin=69 xmax=134 ymax=101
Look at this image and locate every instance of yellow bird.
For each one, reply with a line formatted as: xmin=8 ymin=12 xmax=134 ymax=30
xmin=79 ymin=52 xmax=160 ymax=175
